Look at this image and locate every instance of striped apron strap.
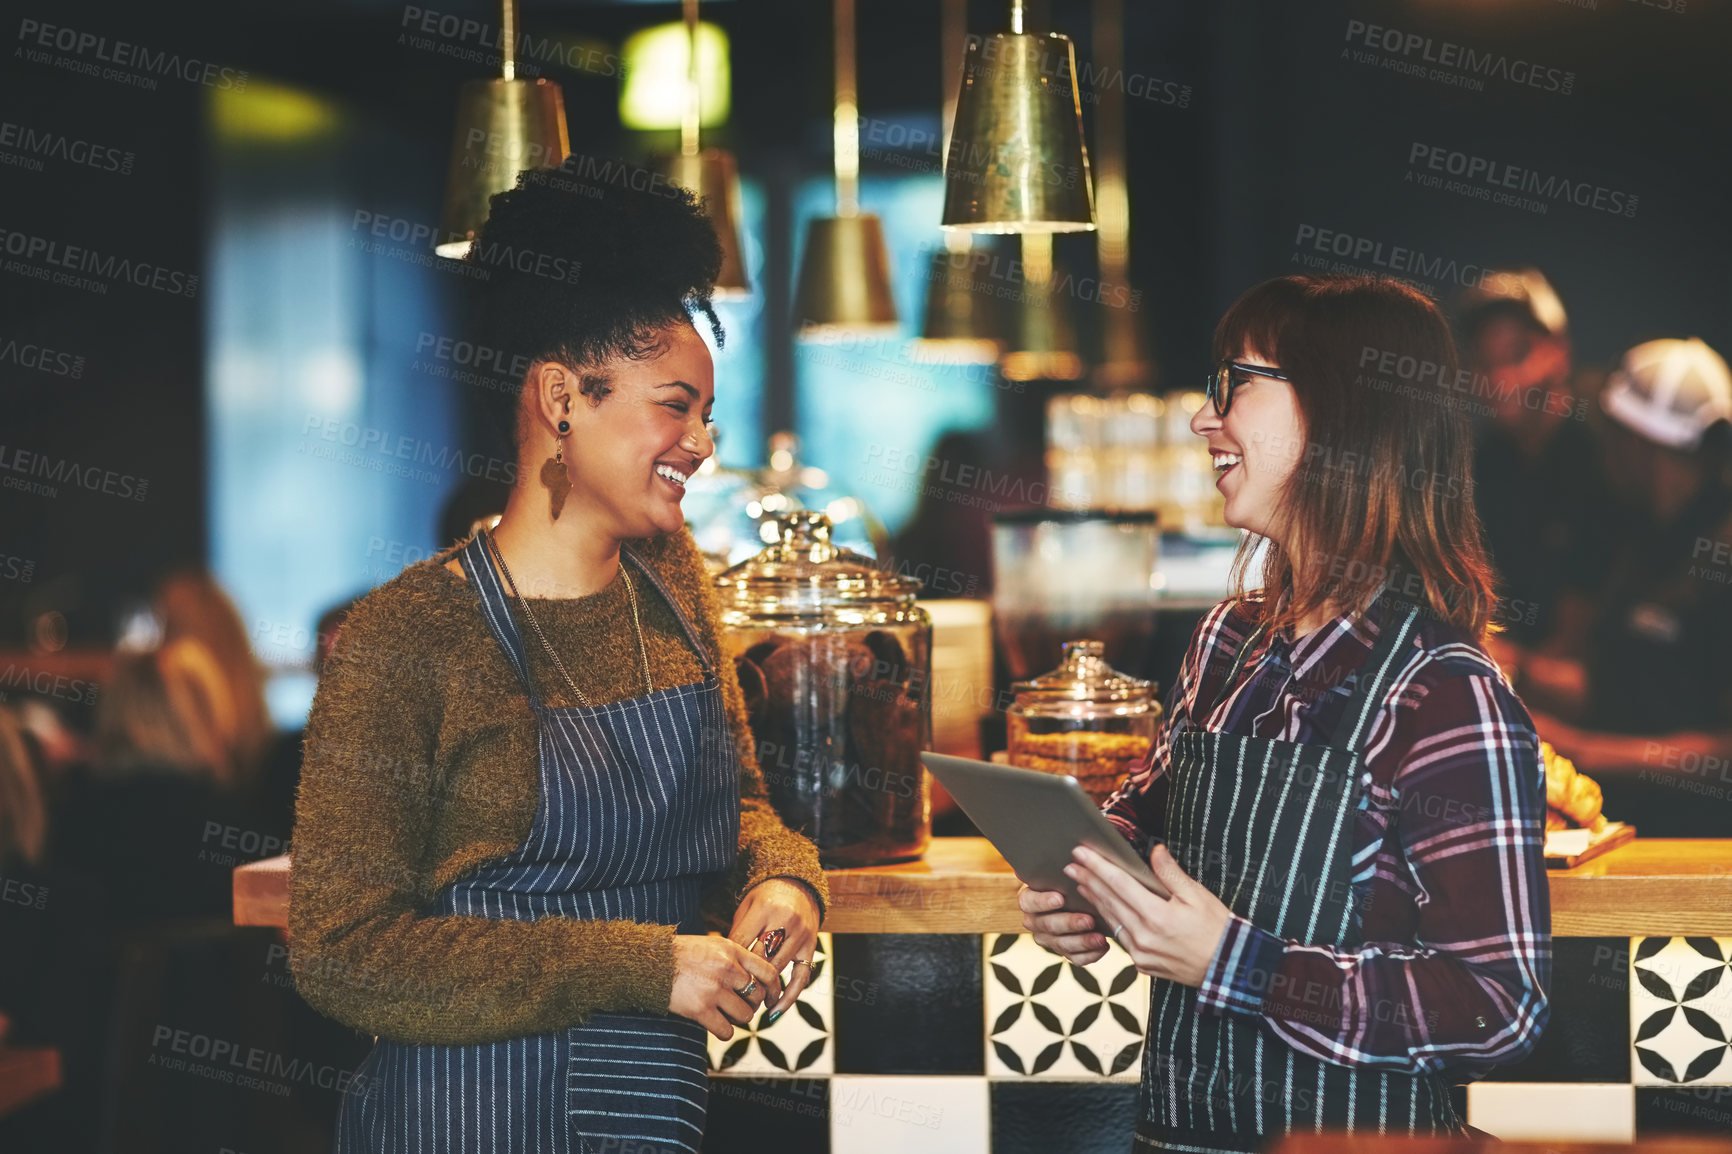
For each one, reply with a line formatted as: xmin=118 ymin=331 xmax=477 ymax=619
xmin=1326 ymin=597 xmax=1423 ymax=756
xmin=457 ymin=530 xmax=540 ymax=705
xmin=1196 ymin=619 xmax=1269 ymax=723
xmin=618 ymin=541 xmax=716 ymax=679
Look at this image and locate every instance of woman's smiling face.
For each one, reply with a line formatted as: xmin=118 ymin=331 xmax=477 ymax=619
xmin=562 ymin=320 xmax=716 ymax=539
xmin=1190 ymin=348 xmax=1305 ymax=544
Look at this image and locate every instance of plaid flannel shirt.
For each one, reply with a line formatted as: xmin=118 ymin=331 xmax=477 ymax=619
xmin=1103 ymin=597 xmax=1551 ymax=1082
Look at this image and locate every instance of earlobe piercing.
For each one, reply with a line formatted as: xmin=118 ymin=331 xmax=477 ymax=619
xmin=557 ymin=419 xmax=570 ymax=434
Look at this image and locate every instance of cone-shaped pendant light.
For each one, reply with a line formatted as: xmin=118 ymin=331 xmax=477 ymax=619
xmin=793 ymin=0 xmax=898 ymax=340
xmin=1001 ymin=233 xmax=1083 ymax=381
xmin=1089 ymin=0 xmax=1150 ymax=389
xmin=655 ymin=0 xmax=750 ymax=299
xmin=435 ymin=0 xmax=571 ymax=259
xmin=911 ymin=0 xmax=1000 ymax=365
xmin=910 ymin=241 xmax=1002 ymax=364
xmin=941 ymin=0 xmax=1096 ymax=234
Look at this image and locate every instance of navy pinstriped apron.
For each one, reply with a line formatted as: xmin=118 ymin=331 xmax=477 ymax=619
xmin=1135 ymin=596 xmax=1462 ymax=1152
xmin=334 ymin=530 xmax=739 ymax=1154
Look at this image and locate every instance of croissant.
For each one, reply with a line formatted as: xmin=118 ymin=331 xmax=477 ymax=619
xmin=1542 ymin=741 xmax=1607 ymax=833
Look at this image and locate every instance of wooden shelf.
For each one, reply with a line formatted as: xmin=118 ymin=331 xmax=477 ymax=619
xmin=235 ymin=837 xmax=1732 ymax=938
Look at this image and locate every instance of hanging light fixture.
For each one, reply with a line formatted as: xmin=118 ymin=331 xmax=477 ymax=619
xmin=941 ymin=0 xmax=1096 ymax=234
xmin=911 ymin=0 xmax=1000 ymax=365
xmin=1090 ymin=0 xmax=1149 ymax=389
xmin=619 ymin=20 xmax=729 ymax=130
xmin=1001 ymin=232 xmax=1084 ymax=381
xmin=435 ymin=0 xmax=571 ymax=259
xmin=910 ymin=245 xmax=1002 ymax=364
xmin=793 ymin=0 xmax=898 ymax=340
xmin=654 ymin=0 xmax=750 ymax=299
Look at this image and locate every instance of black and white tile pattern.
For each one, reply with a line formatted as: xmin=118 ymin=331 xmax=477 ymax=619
xmin=696 ymin=932 xmax=1732 ymax=1150
xmin=984 ymin=932 xmax=1148 ymax=1080
xmin=1632 ymin=936 xmax=1732 ymax=1086
xmin=708 ymin=932 xmax=834 ymax=1076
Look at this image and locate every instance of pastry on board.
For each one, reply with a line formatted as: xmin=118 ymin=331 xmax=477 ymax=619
xmin=1542 ymin=740 xmax=1607 ymax=834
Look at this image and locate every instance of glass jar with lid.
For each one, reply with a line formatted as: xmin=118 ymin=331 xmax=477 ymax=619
xmin=715 ymin=511 xmax=931 ymax=866
xmin=1006 ymin=640 xmax=1161 ymax=804
xmin=680 ymin=431 xmax=888 ymax=573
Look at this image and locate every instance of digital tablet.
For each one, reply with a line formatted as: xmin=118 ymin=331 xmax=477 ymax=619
xmin=920 ymin=752 xmax=1170 ymax=921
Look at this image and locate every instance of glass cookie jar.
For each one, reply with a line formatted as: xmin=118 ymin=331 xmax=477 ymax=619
xmin=715 ymin=511 xmax=932 ymax=866
xmin=1006 ymin=640 xmax=1161 ymax=804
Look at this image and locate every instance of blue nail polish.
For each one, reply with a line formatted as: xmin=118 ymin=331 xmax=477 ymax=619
xmin=761 ymin=1009 xmax=785 ymax=1028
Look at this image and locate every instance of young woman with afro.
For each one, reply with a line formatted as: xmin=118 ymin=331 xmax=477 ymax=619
xmin=289 ymin=159 xmax=827 ymax=1154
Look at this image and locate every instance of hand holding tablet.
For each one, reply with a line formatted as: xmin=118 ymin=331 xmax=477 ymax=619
xmin=919 ymin=752 xmax=1171 ymax=920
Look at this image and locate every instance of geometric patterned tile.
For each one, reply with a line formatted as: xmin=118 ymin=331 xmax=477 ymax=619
xmin=709 ymin=932 xmax=833 ymax=1076
xmin=1465 ymin=1082 xmax=1634 ymax=1142
xmin=829 ymin=1075 xmax=989 ymax=1154
xmin=983 ymin=933 xmax=1149 ymax=1081
xmin=1631 ymin=936 xmax=1732 ymax=1085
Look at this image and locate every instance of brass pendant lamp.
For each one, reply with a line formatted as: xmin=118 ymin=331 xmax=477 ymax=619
xmin=1001 ymin=232 xmax=1084 ymax=381
xmin=434 ymin=0 xmax=571 ymax=259
xmin=940 ymin=0 xmax=1096 ymax=234
xmin=792 ymin=0 xmax=899 ymax=340
xmin=1089 ymin=0 xmax=1150 ymax=389
xmin=655 ymin=0 xmax=750 ymax=299
xmin=911 ymin=0 xmax=1001 ymax=365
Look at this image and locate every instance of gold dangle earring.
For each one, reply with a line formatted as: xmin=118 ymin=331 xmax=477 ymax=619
xmin=542 ymin=406 xmax=573 ymax=520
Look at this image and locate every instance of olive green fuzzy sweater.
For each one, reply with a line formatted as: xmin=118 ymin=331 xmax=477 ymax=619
xmin=288 ymin=526 xmax=828 ymax=1046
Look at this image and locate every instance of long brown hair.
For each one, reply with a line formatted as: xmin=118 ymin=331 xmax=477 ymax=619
xmin=0 ymin=706 xmax=46 ymax=867
xmin=95 ymin=638 xmax=239 ymax=786
xmin=155 ymin=570 xmax=270 ymax=782
xmin=1213 ymin=274 xmax=1497 ymax=638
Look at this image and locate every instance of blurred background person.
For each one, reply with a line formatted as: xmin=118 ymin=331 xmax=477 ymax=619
xmin=16 ymin=637 xmax=268 ymax=1151
xmin=153 ymin=571 xmax=272 ymax=781
xmin=1516 ymin=338 xmax=1732 ymax=836
xmin=245 ymin=592 xmax=363 ymax=847
xmin=156 ymin=568 xmax=303 ymax=843
xmin=0 ymin=703 xmax=57 ymax=1147
xmin=9 ymin=696 xmax=89 ymax=788
xmin=0 ymin=703 xmax=48 ymax=876
xmin=1455 ymin=269 xmax=1617 ymax=662
xmin=0 ymin=703 xmax=51 ymax=1037
xmin=51 ymin=636 xmax=257 ymax=930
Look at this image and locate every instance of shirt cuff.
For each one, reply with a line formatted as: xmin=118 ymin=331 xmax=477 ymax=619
xmin=1195 ymin=914 xmax=1286 ymax=1017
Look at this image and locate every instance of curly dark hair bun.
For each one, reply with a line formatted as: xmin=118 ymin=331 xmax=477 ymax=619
xmin=462 ymin=153 xmax=727 ymax=443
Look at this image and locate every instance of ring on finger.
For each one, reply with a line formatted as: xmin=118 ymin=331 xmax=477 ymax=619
xmin=735 ymin=977 xmax=759 ymax=1000
xmin=1112 ymin=923 xmax=1127 ymax=945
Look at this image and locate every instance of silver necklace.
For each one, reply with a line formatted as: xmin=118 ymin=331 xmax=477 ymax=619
xmin=484 ymin=530 xmax=653 ymax=707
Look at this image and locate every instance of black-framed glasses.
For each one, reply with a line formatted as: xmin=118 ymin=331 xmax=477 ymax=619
xmin=1206 ymin=360 xmax=1292 ymax=417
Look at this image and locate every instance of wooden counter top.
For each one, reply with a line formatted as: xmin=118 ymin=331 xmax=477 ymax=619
xmin=234 ymin=837 xmax=1732 ymax=937
xmin=1546 ymin=837 xmax=1732 ymax=937
xmin=1267 ymin=1137 xmax=1732 ymax=1153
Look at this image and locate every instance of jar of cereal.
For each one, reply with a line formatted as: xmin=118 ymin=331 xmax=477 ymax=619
xmin=1006 ymin=640 xmax=1160 ymax=804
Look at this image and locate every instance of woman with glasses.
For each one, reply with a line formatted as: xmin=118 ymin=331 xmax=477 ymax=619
xmin=289 ymin=162 xmax=827 ymax=1154
xmin=1020 ymin=274 xmax=1550 ymax=1151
